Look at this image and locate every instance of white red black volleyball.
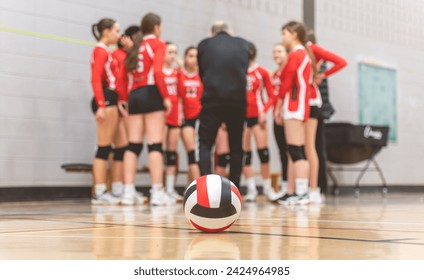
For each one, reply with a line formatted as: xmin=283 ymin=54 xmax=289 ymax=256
xmin=183 ymin=174 xmax=242 ymax=233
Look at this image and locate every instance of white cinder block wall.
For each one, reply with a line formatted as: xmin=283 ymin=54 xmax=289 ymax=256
xmin=315 ymin=0 xmax=424 ymax=185
xmin=2 ymin=0 xmax=423 ymax=188
xmin=0 ymin=0 xmax=301 ymax=187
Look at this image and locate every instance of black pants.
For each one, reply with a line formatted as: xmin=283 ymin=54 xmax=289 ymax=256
xmin=273 ymin=121 xmax=288 ymax=181
xmin=316 ymin=117 xmax=328 ymax=193
xmin=198 ymin=105 xmax=246 ymax=188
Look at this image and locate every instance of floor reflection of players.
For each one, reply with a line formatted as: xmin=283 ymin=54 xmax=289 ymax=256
xmin=148 ymin=205 xmax=184 ymax=259
xmin=238 ymin=202 xmax=284 ymax=259
xmin=282 ymin=205 xmax=320 ymax=260
xmin=184 ymin=234 xmax=240 ymax=260
xmin=91 ymin=206 xmax=138 ymax=259
xmin=268 ymin=203 xmax=285 ymax=259
xmin=243 ymin=202 xmax=261 ymax=259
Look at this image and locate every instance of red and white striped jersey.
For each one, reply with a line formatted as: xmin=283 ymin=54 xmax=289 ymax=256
xmin=264 ymin=68 xmax=283 ymax=113
xmin=245 ymin=64 xmax=274 ymax=118
xmin=163 ymin=67 xmax=181 ymax=126
xmin=127 ymin=35 xmax=170 ymax=98
xmin=279 ymin=45 xmax=312 ymax=119
xmin=308 ymin=42 xmax=347 ymax=78
xmin=112 ymin=48 xmax=127 ymax=102
xmin=178 ymin=69 xmax=203 ymax=120
xmin=90 ymin=43 xmax=118 ymax=108
xmin=308 ymin=42 xmax=347 ymax=107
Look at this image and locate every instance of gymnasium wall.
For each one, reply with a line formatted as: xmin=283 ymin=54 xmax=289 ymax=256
xmin=315 ymin=0 xmax=424 ymax=185
xmin=0 ymin=0 xmax=302 ymax=187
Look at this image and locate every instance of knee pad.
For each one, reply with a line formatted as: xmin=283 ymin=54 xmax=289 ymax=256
xmin=148 ymin=143 xmax=163 ymax=153
xmin=165 ymin=151 xmax=177 ymax=166
xmin=127 ymin=142 xmax=144 ymax=157
xmin=187 ymin=150 xmax=197 ymax=165
xmin=257 ymin=148 xmax=270 ymax=163
xmin=217 ymin=153 xmax=230 ymax=167
xmin=95 ymin=145 xmax=112 ymax=160
xmin=287 ymin=145 xmax=306 ymax=162
xmin=113 ymin=146 xmax=127 ymax=161
xmin=243 ymin=151 xmax=252 ymax=166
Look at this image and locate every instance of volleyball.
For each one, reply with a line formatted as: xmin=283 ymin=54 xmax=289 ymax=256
xmin=183 ymin=174 xmax=242 ymax=232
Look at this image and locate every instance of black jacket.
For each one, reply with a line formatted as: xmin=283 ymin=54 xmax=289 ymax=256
xmin=197 ymin=32 xmax=249 ymax=108
xmin=318 ymin=62 xmax=335 ymax=119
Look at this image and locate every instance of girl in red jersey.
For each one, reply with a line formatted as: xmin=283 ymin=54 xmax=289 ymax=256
xmin=163 ymin=42 xmax=181 ymax=201
xmin=110 ymin=26 xmax=142 ymax=201
xmin=274 ymin=21 xmax=317 ymax=205
xmin=179 ymin=46 xmax=202 ymax=182
xmin=90 ymin=18 xmax=121 ymax=205
xmin=121 ymin=13 xmax=172 ymax=206
xmin=306 ymin=30 xmax=347 ymax=204
xmin=308 ymin=31 xmax=347 ymax=87
xmin=243 ymin=42 xmax=280 ymax=202
xmin=269 ymin=43 xmax=289 ymax=197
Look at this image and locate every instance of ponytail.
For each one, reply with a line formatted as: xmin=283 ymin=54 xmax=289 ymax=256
xmin=124 ymin=33 xmax=143 ymax=71
xmin=92 ymin=24 xmax=100 ymax=41
xmin=91 ymin=18 xmax=116 ymax=41
xmin=304 ymin=43 xmax=318 ymax=79
xmin=282 ymin=21 xmax=318 ymax=79
xmin=124 ymin=12 xmax=161 ymax=71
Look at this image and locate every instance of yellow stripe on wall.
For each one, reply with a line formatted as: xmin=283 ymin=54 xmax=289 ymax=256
xmin=0 ymin=26 xmax=95 ymax=46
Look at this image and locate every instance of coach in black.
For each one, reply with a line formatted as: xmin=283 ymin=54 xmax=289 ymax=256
xmin=197 ymin=21 xmax=249 ymax=188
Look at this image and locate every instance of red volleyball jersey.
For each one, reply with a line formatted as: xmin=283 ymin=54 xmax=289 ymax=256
xmin=264 ymin=68 xmax=283 ymax=113
xmin=279 ymin=45 xmax=312 ymax=118
xmin=90 ymin=43 xmax=119 ymax=108
xmin=125 ymin=35 xmax=169 ymax=99
xmin=308 ymin=43 xmax=347 ymax=106
xmin=163 ymin=67 xmax=181 ymax=126
xmin=112 ymin=48 xmax=126 ymax=65
xmin=112 ymin=48 xmax=127 ymax=102
xmin=245 ymin=64 xmax=274 ymax=118
xmin=309 ymin=43 xmax=347 ymax=78
xmin=178 ymin=69 xmax=203 ymax=120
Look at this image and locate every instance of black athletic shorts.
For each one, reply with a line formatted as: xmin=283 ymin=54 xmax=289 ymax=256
xmin=246 ymin=117 xmax=259 ymax=128
xmin=182 ymin=118 xmax=198 ymax=128
xmin=166 ymin=123 xmax=180 ymax=129
xmin=91 ymin=88 xmax=118 ymax=113
xmin=309 ymin=106 xmax=321 ymax=119
xmin=128 ymin=85 xmax=164 ymax=115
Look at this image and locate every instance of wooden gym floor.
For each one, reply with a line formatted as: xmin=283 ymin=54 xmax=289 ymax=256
xmin=0 ymin=193 xmax=423 ymax=260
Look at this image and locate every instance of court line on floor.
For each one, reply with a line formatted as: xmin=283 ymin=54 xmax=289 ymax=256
xmin=4 ymin=211 xmax=424 ymax=227
xmin=0 ymin=225 xmax=131 ymax=235
xmin=3 ymin=214 xmax=424 ymax=235
xmin=235 ymin=223 xmax=424 ymax=233
xmin=3 ymin=216 xmax=424 ymax=247
xmin=238 ymin=217 xmax=424 ymax=226
xmin=0 ymin=234 xmax=193 ymax=240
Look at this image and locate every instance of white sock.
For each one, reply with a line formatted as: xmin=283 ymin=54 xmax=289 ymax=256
xmin=124 ymin=184 xmax=136 ymax=194
xmin=309 ymin=187 xmax=320 ymax=194
xmin=262 ymin=178 xmax=272 ymax=192
xmin=295 ymin=178 xmax=309 ymax=196
xmin=166 ymin=175 xmax=175 ymax=193
xmin=246 ymin=177 xmax=256 ymax=191
xmin=280 ymin=181 xmax=288 ymax=195
xmin=111 ymin=181 xmax=124 ymax=196
xmin=94 ymin=184 xmax=107 ymax=197
xmin=152 ymin=183 xmax=163 ymax=192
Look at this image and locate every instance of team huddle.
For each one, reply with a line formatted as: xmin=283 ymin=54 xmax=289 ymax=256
xmin=89 ymin=12 xmax=347 ymax=207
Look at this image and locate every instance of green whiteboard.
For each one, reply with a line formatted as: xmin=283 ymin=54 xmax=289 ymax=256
xmin=358 ymin=63 xmax=397 ymax=142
